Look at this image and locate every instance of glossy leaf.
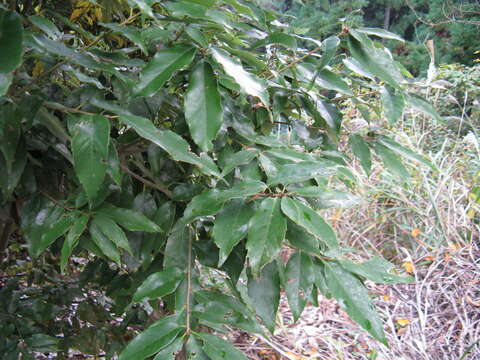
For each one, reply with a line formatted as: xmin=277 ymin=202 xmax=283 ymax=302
xmin=70 ymin=115 xmax=110 ymax=202
xmin=97 ymin=204 xmax=162 ymax=232
xmin=318 ymin=35 xmax=340 ymax=70
xmin=135 ymin=45 xmax=196 ymax=97
xmin=348 ymin=30 xmax=403 ymax=89
xmin=339 ymin=257 xmax=413 ymax=284
xmin=356 ymin=27 xmax=405 ymax=42
xmin=406 ymin=94 xmax=443 ymax=122
xmin=163 ymin=221 xmax=190 ymax=269
xmin=286 ymin=220 xmax=321 ymax=256
xmin=89 ymin=221 xmax=121 ymax=264
xmin=373 ymin=142 xmax=410 ymax=180
xmin=119 ymin=114 xmax=221 ymax=177
xmin=196 ymin=333 xmax=248 ymax=360
xmin=377 ymin=135 xmax=435 ymax=169
xmin=60 ymin=214 xmax=89 ymax=273
xmin=91 ymin=213 xmax=132 ymax=254
xmin=185 ymin=61 xmax=223 ymax=152
xmin=213 ymin=199 xmax=255 ymax=266
xmin=118 ymin=314 xmax=183 ymax=360
xmin=0 ymin=72 xmax=12 ymax=95
xmin=152 ymin=338 xmax=183 ymax=360
xmin=212 ymin=48 xmax=269 ymax=105
xmin=324 ymin=261 xmax=388 ymax=345
xmin=252 ymin=32 xmax=297 ymax=49
xmin=281 ymin=197 xmax=338 ymax=249
xmin=183 ymin=181 xmax=267 ymax=223
xmin=289 ymin=187 xmax=362 ymax=209
xmin=268 ymin=160 xmax=340 ymax=185
xmin=246 ymin=197 xmax=286 ymax=273
xmin=381 ymin=85 xmax=404 ymax=125
xmin=0 ymin=9 xmax=23 ymax=73
xmin=247 ymin=261 xmax=280 ymax=333
xmin=285 ymin=252 xmax=315 ymax=321
xmin=133 ymin=267 xmax=185 ymax=302
xmin=349 ymin=134 xmax=372 ymax=175
xmin=221 ymin=149 xmax=259 ymax=177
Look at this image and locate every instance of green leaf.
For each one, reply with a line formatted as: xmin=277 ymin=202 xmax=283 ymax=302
xmin=196 ymin=333 xmax=248 ymax=360
xmin=267 ymin=160 xmax=340 ymax=185
xmin=323 ymin=261 xmax=388 ymax=345
xmin=107 ymin=142 xmax=122 ymax=186
xmin=318 ymin=35 xmax=340 ymax=70
xmin=212 ymin=48 xmax=269 ymax=105
xmin=97 ymin=204 xmax=162 ymax=232
xmin=61 ymin=214 xmax=89 ymax=274
xmin=289 ymin=187 xmax=362 ymax=209
xmin=286 ymin=220 xmax=321 ymax=256
xmin=314 ymin=69 xmax=353 ymax=96
xmin=281 ymin=197 xmax=338 ymax=249
xmin=21 ymin=197 xmax=70 ymax=258
xmin=119 ymin=314 xmax=183 ymax=360
xmin=347 ymin=30 xmax=403 ymax=89
xmin=220 ymin=149 xmax=260 ymax=177
xmin=213 ymin=199 xmax=255 ymax=266
xmin=373 ymin=142 xmax=410 ymax=180
xmin=376 ymin=135 xmax=435 ymax=170
xmin=91 ymin=213 xmax=132 ymax=254
xmin=246 ymin=197 xmax=286 ymax=273
xmin=380 ymin=85 xmax=404 ymax=125
xmin=89 ymin=221 xmax=121 ymax=264
xmin=247 ymin=261 xmax=280 ymax=333
xmin=182 ymin=181 xmax=267 ymax=223
xmin=285 ymin=252 xmax=314 ymax=321
xmin=130 ymin=0 xmax=156 ymax=18
xmin=101 ymin=23 xmax=147 ymax=54
xmin=355 ymin=27 xmax=405 ymax=42
xmin=0 ymin=72 xmax=12 ymax=95
xmin=133 ymin=267 xmax=185 ymax=302
xmin=0 ymin=104 xmax=21 ymax=173
xmin=185 ymin=25 xmax=209 ymax=47
xmin=135 ymin=45 xmax=196 ymax=97
xmin=29 ymin=15 xmax=61 ymax=39
xmin=152 ymin=338 xmax=183 ymax=360
xmin=0 ymin=9 xmax=23 ymax=73
xmin=185 ymin=61 xmax=223 ymax=152
xmin=163 ymin=221 xmax=190 ymax=269
xmin=406 ymin=94 xmax=443 ymax=122
xmin=119 ymin=114 xmax=221 ymax=177
xmin=338 ymin=257 xmax=413 ymax=284
xmin=193 ymin=291 xmax=263 ymax=334
xmin=252 ymin=32 xmax=297 ymax=49
xmin=0 ymin=141 xmax=26 ymax=199
xmin=349 ymin=134 xmax=372 ymax=175
xmin=70 ymin=115 xmax=110 ymax=202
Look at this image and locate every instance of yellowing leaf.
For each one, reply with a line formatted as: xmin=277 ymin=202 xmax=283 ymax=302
xmin=396 ymin=319 xmax=410 ymax=327
xmin=382 ymin=295 xmax=391 ymax=301
xmin=32 ymin=60 xmax=44 ymax=77
xmin=402 ymin=261 xmax=414 ymax=274
xmin=411 ymin=228 xmax=421 ymax=238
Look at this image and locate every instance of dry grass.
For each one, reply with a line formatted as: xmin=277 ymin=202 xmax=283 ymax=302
xmin=233 ymin=107 xmax=480 ymax=359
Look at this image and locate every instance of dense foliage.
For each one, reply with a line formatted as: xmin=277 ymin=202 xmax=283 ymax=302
xmin=0 ymin=0 xmax=443 ymax=358
xmin=258 ymin=0 xmax=480 ymax=75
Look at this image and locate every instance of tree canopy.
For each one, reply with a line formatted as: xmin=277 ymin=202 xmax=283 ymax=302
xmin=0 ymin=0 xmax=443 ymax=358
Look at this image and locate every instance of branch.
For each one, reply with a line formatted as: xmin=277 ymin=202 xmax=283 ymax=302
xmin=120 ymin=164 xmax=173 ymax=198
xmin=406 ymin=0 xmax=480 ymax=27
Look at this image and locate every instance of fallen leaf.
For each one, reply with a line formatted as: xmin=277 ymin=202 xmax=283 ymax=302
xmin=411 ymin=228 xmax=421 ymax=238
xmin=396 ymin=319 xmax=411 ymax=327
xmin=402 ymin=261 xmax=414 ymax=274
xmin=466 ymin=295 xmax=480 ymax=307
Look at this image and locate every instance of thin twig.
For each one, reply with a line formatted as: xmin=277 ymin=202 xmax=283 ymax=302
xmin=185 ymin=226 xmax=193 ymax=335
xmin=120 ymin=164 xmax=173 ymax=198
